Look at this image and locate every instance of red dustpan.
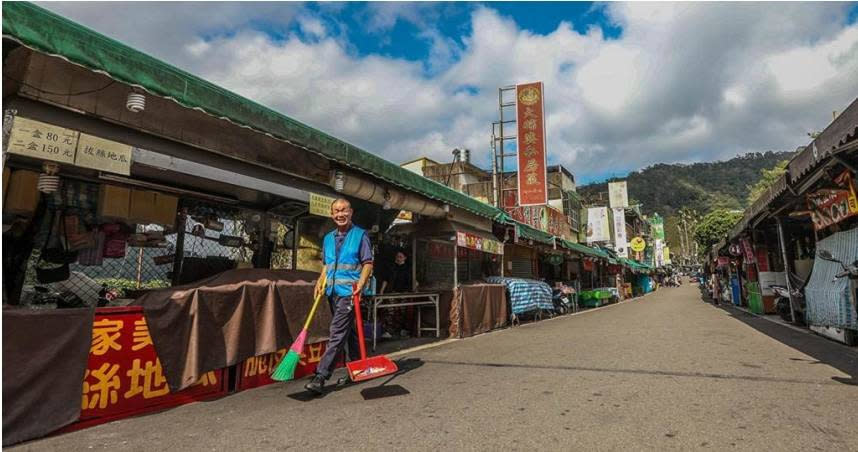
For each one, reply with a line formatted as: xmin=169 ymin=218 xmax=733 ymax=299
xmin=347 ymin=287 xmax=398 ymax=382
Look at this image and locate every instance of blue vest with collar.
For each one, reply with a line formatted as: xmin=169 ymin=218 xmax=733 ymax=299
xmin=323 ymin=225 xmax=366 ymax=297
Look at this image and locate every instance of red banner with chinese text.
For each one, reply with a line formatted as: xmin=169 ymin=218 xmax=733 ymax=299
xmin=235 ymin=342 xmax=328 ymax=391
xmin=807 ymin=170 xmax=858 ymax=231
xmin=516 ymin=82 xmax=548 ymax=206
xmin=70 ymin=307 xmax=227 ymax=430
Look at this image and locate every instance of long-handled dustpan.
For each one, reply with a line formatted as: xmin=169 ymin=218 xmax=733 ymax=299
xmin=346 ymin=286 xmax=398 ymax=382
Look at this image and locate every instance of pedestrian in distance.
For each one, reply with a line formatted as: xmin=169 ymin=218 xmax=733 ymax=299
xmin=304 ymin=198 xmax=374 ymax=395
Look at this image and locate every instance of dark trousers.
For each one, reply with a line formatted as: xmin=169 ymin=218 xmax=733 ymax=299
xmin=315 ymin=295 xmax=361 ymax=380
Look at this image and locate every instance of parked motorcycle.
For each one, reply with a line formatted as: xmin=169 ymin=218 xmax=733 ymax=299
xmin=552 ymin=285 xmax=578 ymax=314
xmin=771 ymin=283 xmax=805 ymax=324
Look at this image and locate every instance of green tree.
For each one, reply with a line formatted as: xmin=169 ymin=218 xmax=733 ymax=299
xmin=693 ymin=209 xmax=743 ymax=255
xmin=746 ymin=159 xmax=789 ymax=206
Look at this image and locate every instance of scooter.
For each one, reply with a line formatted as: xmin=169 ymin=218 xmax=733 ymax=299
xmin=771 ymin=283 xmax=805 ymax=324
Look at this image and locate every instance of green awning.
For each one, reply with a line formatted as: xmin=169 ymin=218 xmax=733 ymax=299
xmin=559 ymin=239 xmax=607 ymax=259
xmin=619 ymin=257 xmax=653 ymax=273
xmin=2 ymin=2 xmax=508 ymax=221
xmin=512 ymin=221 xmax=555 ymax=245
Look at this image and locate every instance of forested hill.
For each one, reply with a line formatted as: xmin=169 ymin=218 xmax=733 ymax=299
xmin=578 ymin=151 xmax=796 ymax=217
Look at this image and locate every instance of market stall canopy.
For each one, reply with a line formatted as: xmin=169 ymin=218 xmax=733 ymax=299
xmin=389 ymin=219 xmax=503 ymax=254
xmin=729 ymin=97 xmax=858 ymax=242
xmin=619 ymin=258 xmax=653 ymax=273
xmin=558 ymin=239 xmax=606 ymax=259
xmin=2 ymin=2 xmax=509 ymax=222
xmin=513 ymin=221 xmax=555 ymax=245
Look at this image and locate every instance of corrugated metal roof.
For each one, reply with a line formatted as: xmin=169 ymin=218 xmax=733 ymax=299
xmin=788 ymin=97 xmax=858 ymax=181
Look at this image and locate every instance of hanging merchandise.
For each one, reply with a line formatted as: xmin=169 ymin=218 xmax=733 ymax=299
xmin=78 ymin=230 xmax=106 ymax=266
xmin=102 ymin=223 xmax=129 ymax=258
xmin=41 ymin=211 xmax=79 ymax=265
xmin=63 ymin=214 xmax=96 ymax=252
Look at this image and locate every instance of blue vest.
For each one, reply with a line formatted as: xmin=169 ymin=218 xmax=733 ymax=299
xmin=323 ymin=225 xmax=366 ymax=297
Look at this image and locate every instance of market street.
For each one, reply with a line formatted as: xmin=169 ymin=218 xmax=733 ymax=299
xmin=17 ymin=283 xmax=858 ymax=451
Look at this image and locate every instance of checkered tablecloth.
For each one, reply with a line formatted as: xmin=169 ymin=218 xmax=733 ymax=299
xmin=485 ymin=276 xmax=554 ymax=315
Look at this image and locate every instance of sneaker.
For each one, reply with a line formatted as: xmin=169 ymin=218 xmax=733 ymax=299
xmin=304 ymin=375 xmax=325 ymax=395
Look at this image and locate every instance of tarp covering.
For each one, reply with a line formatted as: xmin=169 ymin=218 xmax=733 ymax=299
xmin=132 ymin=269 xmax=331 ymax=391
xmin=448 ymin=284 xmax=507 ymax=338
xmin=485 ymin=276 xmax=553 ymax=315
xmin=2 ymin=2 xmax=508 ymax=222
xmin=3 ymin=307 xmax=95 ymax=446
xmin=804 ymin=227 xmax=858 ymax=330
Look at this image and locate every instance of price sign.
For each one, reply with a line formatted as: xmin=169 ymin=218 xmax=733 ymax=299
xmin=6 ymin=117 xmax=79 ymax=164
xmin=309 ymin=193 xmax=336 ymax=217
xmin=75 ymin=133 xmax=133 ymax=175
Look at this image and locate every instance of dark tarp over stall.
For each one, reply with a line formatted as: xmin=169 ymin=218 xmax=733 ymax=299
xmin=132 ymin=269 xmax=331 ymax=392
xmin=3 ymin=307 xmax=95 ymax=446
xmin=448 ymin=284 xmax=507 ymax=338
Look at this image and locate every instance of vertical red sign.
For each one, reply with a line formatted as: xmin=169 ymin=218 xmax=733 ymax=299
xmin=516 ymin=82 xmax=548 ymax=206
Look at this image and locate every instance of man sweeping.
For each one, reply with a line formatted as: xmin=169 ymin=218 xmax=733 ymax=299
xmin=304 ymin=198 xmax=374 ymax=394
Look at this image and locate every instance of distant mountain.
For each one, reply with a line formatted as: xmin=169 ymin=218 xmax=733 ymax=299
xmin=577 ymin=151 xmax=796 ymax=217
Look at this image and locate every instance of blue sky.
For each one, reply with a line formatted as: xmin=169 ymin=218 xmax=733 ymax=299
xmin=290 ymin=2 xmax=621 ymax=68
xmin=40 ymin=2 xmax=858 ymax=185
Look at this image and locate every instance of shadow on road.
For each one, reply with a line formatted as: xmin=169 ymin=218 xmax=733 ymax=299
xmin=701 ymin=289 xmax=858 ymax=386
xmin=286 ymin=357 xmax=424 ymax=401
xmin=421 ymin=358 xmax=846 ymax=386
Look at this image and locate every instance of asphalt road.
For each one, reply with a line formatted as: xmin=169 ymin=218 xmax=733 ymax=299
xmin=16 ymin=283 xmax=858 ymax=451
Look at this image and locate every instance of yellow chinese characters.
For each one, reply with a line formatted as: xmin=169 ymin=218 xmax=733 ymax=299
xmin=299 ymin=343 xmax=324 ymax=366
xmin=82 ymin=363 xmax=121 ymax=410
xmin=91 ymin=319 xmax=123 ymax=355
xmin=131 ymin=318 xmax=153 ymax=351
xmin=197 ymin=371 xmax=218 ymax=387
xmin=125 ymin=358 xmax=169 ymax=399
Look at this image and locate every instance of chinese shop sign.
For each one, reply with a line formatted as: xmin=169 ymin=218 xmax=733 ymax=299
xmin=77 ymin=308 xmax=226 ymax=426
xmin=74 ymin=133 xmax=132 ymax=175
xmin=6 ymin=116 xmax=133 ymax=175
xmin=456 ymin=231 xmax=504 ymax=255
xmin=806 ymin=170 xmax=858 ymax=231
xmin=309 ymin=192 xmax=336 ymax=217
xmin=6 ymin=117 xmax=79 ymax=164
xmin=516 ymin=82 xmax=548 ymax=206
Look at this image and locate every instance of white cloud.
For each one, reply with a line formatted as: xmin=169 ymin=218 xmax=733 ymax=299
xmin=297 ymin=15 xmax=327 ymax=39
xmin=37 ymin=2 xmax=858 ymax=183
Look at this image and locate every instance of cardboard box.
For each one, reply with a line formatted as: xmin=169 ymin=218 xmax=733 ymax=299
xmin=98 ymin=184 xmax=131 ymax=221
xmin=152 ymin=193 xmax=178 ymax=228
xmin=4 ymin=170 xmax=41 ymax=215
xmin=129 ymin=189 xmax=157 ymax=224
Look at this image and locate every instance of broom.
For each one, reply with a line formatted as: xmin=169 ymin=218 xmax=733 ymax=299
xmin=271 ymin=270 xmax=327 ymax=381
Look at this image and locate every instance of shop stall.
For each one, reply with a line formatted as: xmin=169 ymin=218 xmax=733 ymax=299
xmin=383 ymin=218 xmax=504 ymax=341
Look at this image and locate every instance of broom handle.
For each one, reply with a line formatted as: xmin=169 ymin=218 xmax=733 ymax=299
xmin=301 ymin=271 xmax=327 ymax=331
xmin=353 ymin=284 xmax=368 ymax=360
